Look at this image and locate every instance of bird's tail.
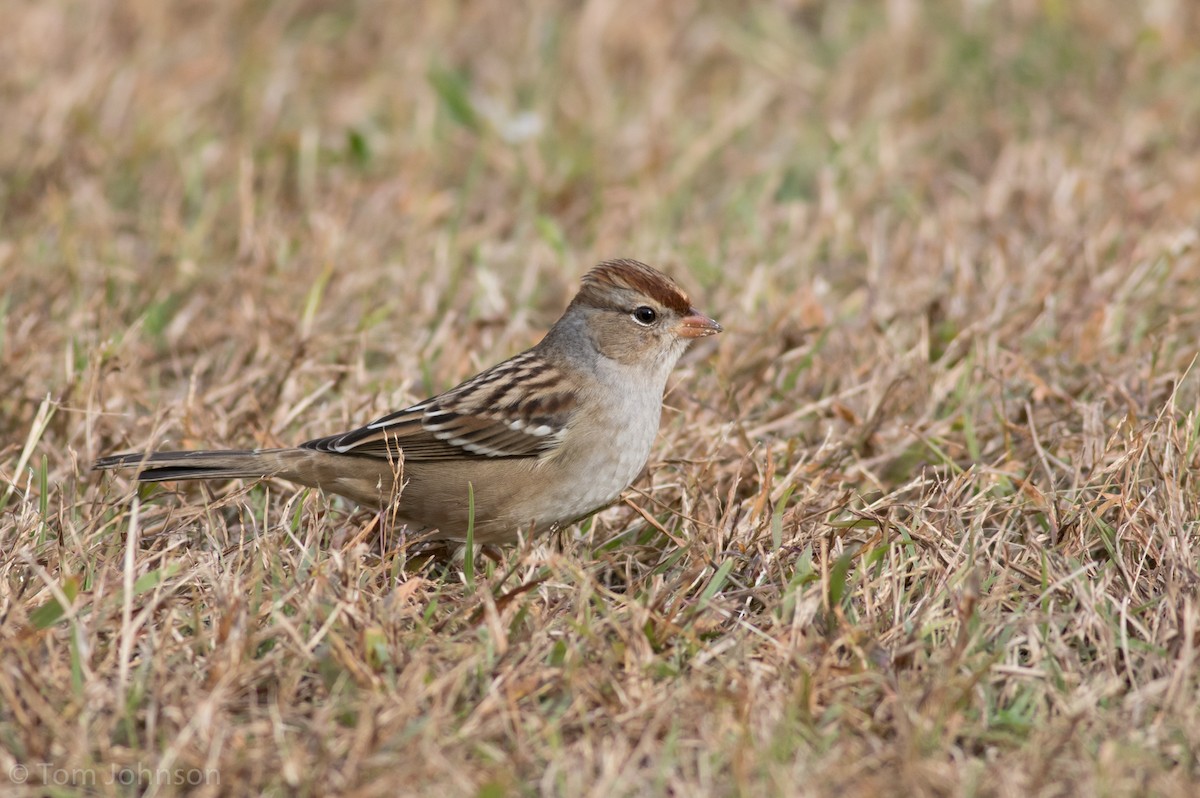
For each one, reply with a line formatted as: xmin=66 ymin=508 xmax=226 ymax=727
xmin=92 ymin=448 xmax=314 ymax=484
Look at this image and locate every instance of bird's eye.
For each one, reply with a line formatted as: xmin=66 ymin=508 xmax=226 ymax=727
xmin=632 ymin=306 xmax=658 ymax=325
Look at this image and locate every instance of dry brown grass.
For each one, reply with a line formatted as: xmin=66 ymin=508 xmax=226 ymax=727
xmin=4 ymin=1 xmax=1200 ymax=795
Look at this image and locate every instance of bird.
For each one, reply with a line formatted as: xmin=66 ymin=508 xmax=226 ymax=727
xmin=93 ymin=259 xmax=722 ymax=544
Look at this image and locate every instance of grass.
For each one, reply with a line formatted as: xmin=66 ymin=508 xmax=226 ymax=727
xmin=3 ymin=1 xmax=1200 ymax=795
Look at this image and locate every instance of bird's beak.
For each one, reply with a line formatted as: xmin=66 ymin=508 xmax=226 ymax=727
xmin=676 ymin=308 xmax=723 ymax=339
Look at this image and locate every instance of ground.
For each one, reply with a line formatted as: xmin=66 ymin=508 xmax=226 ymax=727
xmin=3 ymin=2 xmax=1200 ymax=796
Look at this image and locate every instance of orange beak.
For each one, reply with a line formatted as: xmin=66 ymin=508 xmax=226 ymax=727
xmin=676 ymin=309 xmax=723 ymax=339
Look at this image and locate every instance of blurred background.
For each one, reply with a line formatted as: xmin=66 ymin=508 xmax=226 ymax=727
xmin=4 ymin=1 xmax=1200 ymax=443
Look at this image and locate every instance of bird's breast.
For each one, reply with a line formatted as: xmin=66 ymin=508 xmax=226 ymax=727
xmin=536 ymin=378 xmax=664 ymax=522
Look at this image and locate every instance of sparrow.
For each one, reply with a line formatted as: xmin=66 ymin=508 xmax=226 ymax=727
xmin=93 ymin=259 xmax=722 ymax=544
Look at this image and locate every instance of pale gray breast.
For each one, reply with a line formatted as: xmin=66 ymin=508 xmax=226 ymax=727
xmin=540 ymin=357 xmax=669 ymax=518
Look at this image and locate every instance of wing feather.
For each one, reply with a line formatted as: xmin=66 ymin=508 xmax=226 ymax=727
xmin=300 ymin=352 xmax=577 ymax=462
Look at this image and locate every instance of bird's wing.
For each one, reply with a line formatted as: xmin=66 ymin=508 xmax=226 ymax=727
xmin=300 ymin=352 xmax=578 ymax=461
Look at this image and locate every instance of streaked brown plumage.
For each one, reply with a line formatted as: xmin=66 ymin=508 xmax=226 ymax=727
xmin=94 ymin=259 xmax=721 ymax=543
